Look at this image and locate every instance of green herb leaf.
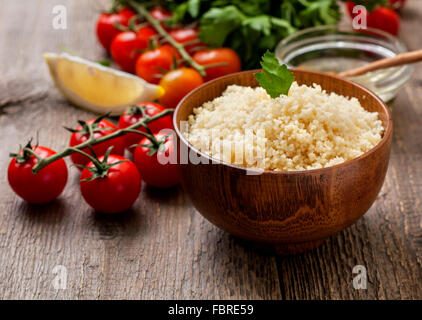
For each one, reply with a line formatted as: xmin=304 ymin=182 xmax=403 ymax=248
xmin=199 ymin=6 xmax=245 ymax=47
xmin=187 ymin=0 xmax=201 ymax=18
xmin=243 ymin=15 xmax=272 ymax=36
xmin=254 ymin=51 xmax=294 ymax=98
xmin=164 ymin=0 xmax=341 ymax=69
xmin=271 ymin=17 xmax=296 ymax=35
xmin=167 ymin=2 xmax=189 ymax=25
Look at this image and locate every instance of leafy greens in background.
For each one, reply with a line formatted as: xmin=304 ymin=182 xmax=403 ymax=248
xmin=144 ymin=0 xmax=341 ymax=69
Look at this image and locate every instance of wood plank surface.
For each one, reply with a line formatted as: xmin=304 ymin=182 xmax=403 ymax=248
xmin=0 ymin=0 xmax=420 ymax=299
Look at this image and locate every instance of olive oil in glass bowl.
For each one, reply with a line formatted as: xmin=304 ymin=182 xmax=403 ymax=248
xmin=276 ymin=26 xmax=414 ymax=103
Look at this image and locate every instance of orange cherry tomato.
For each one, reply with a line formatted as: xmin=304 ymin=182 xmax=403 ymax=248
xmin=159 ymin=68 xmax=204 ymax=109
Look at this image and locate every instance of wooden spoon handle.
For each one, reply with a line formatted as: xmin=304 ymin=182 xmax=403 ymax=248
xmin=339 ymin=49 xmax=422 ymax=78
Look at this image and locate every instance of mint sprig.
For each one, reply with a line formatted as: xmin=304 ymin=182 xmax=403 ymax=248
xmin=254 ymin=51 xmax=295 ymax=98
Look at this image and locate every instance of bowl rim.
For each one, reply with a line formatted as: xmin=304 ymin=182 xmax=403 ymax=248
xmin=277 ymin=25 xmax=407 ymax=53
xmin=174 ymin=69 xmax=392 ymax=175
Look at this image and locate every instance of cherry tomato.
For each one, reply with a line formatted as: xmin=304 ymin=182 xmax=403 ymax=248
xmin=159 ymin=68 xmax=204 ymax=109
xmin=80 ymin=155 xmax=141 ymax=213
xmin=193 ymin=48 xmax=241 ymax=82
xmin=149 ymin=7 xmax=173 ymax=21
xmin=169 ymin=27 xmax=205 ymax=55
xmin=133 ymin=132 xmax=179 ymax=188
xmin=137 ymin=26 xmax=158 ymax=47
xmin=389 ymin=0 xmax=406 ymax=10
xmin=110 ymin=27 xmax=157 ymax=73
xmin=345 ymin=2 xmax=356 ymax=19
xmin=135 ymin=45 xmax=181 ymax=84
xmin=69 ymin=119 xmax=125 ymax=169
xmin=96 ymin=8 xmax=136 ymax=51
xmin=149 ymin=7 xmax=173 ymax=30
xmin=118 ymin=102 xmax=173 ymax=151
xmin=368 ymin=7 xmax=400 ymax=36
xmin=346 ymin=2 xmax=400 ymax=36
xmin=8 ymin=146 xmax=68 ymax=204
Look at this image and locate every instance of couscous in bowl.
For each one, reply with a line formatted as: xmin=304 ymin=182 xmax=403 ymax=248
xmin=174 ymin=70 xmax=392 ymax=254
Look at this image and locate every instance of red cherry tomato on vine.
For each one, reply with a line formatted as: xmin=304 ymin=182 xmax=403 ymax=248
xmin=345 ymin=2 xmax=357 ymax=18
xmin=96 ymin=7 xmax=136 ymax=51
xmin=80 ymin=155 xmax=141 ymax=213
xmin=389 ymin=0 xmax=406 ymax=10
xmin=137 ymin=26 xmax=158 ymax=47
xmin=69 ymin=119 xmax=125 ymax=169
xmin=159 ymin=68 xmax=204 ymax=109
xmin=161 ymin=44 xmax=181 ymax=59
xmin=133 ymin=132 xmax=179 ymax=188
xmin=367 ymin=7 xmax=400 ymax=36
xmin=346 ymin=2 xmax=400 ymax=36
xmin=135 ymin=44 xmax=181 ymax=84
xmin=149 ymin=7 xmax=173 ymax=21
xmin=110 ymin=27 xmax=157 ymax=73
xmin=149 ymin=7 xmax=173 ymax=30
xmin=169 ymin=27 xmax=206 ymax=55
xmin=118 ymin=102 xmax=173 ymax=151
xmin=193 ymin=48 xmax=241 ymax=81
xmin=8 ymin=146 xmax=68 ymax=204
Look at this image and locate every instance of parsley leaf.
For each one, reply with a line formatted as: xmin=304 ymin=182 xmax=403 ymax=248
xmin=199 ymin=6 xmax=245 ymax=47
xmin=187 ymin=0 xmax=201 ymax=17
xmin=162 ymin=0 xmax=342 ymax=69
xmin=254 ymin=51 xmax=295 ymax=98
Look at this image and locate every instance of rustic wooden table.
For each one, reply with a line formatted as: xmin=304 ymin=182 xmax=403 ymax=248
xmin=0 ymin=0 xmax=421 ymax=300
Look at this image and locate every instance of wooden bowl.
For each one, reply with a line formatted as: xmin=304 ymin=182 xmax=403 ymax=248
xmin=174 ymin=70 xmax=392 ymax=254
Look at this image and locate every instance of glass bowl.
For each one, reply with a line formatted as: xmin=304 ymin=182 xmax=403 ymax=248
xmin=275 ymin=25 xmax=413 ymax=102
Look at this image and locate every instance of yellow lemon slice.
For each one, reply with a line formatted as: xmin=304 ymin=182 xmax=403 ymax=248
xmin=43 ymin=52 xmax=164 ymax=115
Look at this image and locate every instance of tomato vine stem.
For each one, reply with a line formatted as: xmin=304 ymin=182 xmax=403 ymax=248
xmin=21 ymin=147 xmax=42 ymax=162
xmin=125 ymin=0 xmax=207 ymax=77
xmin=31 ymin=108 xmax=174 ymax=174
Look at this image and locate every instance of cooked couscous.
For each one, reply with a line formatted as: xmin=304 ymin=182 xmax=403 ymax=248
xmin=186 ymin=82 xmax=384 ymax=171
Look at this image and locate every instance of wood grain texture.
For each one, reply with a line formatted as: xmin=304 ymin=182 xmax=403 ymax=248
xmin=0 ymin=0 xmax=281 ymax=300
xmin=175 ymin=70 xmax=392 ymax=254
xmin=0 ymin=0 xmax=420 ymax=299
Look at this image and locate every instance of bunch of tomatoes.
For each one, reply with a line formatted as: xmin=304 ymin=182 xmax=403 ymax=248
xmin=8 ymin=4 xmax=244 ymax=215
xmin=345 ymin=0 xmax=407 ymax=36
xmin=8 ymin=103 xmax=177 ymax=214
xmin=96 ymin=5 xmax=241 ymax=108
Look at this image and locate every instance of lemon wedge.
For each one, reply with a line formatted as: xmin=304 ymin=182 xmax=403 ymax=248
xmin=43 ymin=52 xmax=164 ymax=115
